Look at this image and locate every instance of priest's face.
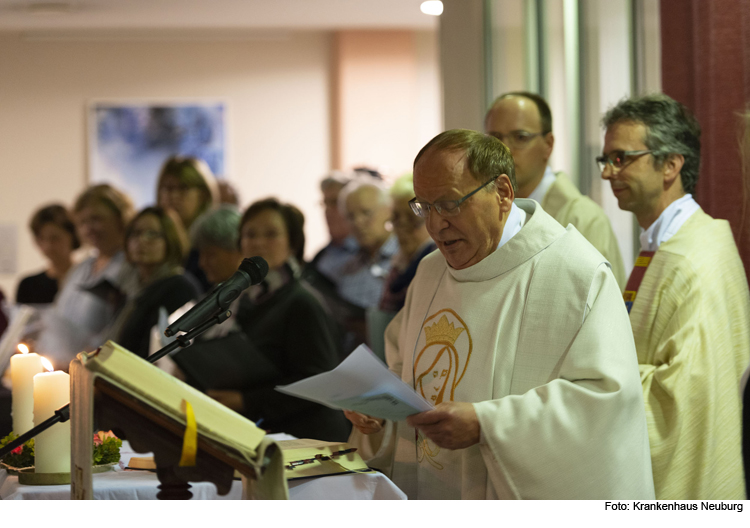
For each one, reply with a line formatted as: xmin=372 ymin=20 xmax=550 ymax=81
xmin=414 ymin=147 xmax=509 ymax=270
xmin=601 ymin=120 xmax=666 ymax=228
xmin=484 ymin=95 xmax=553 ymax=198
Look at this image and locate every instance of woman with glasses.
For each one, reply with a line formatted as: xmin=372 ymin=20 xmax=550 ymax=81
xmin=109 ymin=207 xmax=199 ymax=358
xmin=367 ymin=174 xmax=436 ymax=360
xmin=381 ymin=174 xmax=436 ymax=312
xmin=206 ymin=198 xmax=350 ymax=441
xmin=156 ymin=156 xmax=219 ymax=292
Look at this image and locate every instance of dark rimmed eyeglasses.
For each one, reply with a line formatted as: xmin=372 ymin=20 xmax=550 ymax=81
xmin=488 ymin=130 xmax=545 ymax=150
xmin=595 ymin=150 xmax=655 ymax=173
xmin=409 ymin=176 xmax=498 ymax=218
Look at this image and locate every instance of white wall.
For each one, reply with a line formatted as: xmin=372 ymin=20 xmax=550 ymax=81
xmin=0 ymin=31 xmax=332 ymax=300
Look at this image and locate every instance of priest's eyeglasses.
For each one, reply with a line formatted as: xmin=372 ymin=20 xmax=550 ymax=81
xmin=409 ymin=176 xmax=498 ymax=218
xmin=595 ymin=150 xmax=655 ymax=173
xmin=489 ymin=130 xmax=545 ymax=150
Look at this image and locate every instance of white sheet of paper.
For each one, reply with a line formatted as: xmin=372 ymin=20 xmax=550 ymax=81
xmin=276 ymin=344 xmax=432 ymax=421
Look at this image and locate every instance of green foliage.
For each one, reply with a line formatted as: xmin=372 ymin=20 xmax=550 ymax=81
xmin=93 ymin=435 xmax=122 ymax=466
xmin=1 ymin=431 xmax=122 ymax=469
xmin=0 ymin=432 xmax=35 ymax=468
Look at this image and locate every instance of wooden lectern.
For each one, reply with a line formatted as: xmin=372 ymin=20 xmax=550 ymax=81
xmin=69 ymin=342 xmax=288 ymax=500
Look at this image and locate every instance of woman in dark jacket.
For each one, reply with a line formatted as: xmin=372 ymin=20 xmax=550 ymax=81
xmin=112 ymin=207 xmax=199 ymax=358
xmin=207 ymin=198 xmax=350 ymax=442
xmin=16 ymin=204 xmax=80 ymax=305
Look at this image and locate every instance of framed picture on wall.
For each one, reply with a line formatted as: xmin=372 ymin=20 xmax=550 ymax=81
xmin=87 ymin=100 xmax=226 ymax=209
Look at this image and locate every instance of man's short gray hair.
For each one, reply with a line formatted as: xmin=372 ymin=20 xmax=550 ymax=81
xmin=337 ymin=175 xmax=392 ymax=215
xmin=602 ymin=93 xmax=701 ymax=195
xmin=190 ymin=205 xmax=241 ymax=252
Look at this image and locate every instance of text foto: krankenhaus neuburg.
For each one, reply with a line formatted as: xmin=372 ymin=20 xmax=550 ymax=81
xmin=605 ymin=501 xmax=744 ymax=512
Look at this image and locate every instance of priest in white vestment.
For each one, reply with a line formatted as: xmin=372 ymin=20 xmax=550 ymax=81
xmin=484 ymin=92 xmax=626 ymax=289
xmin=600 ymin=94 xmax=750 ymax=499
xmin=347 ymin=129 xmax=655 ymax=500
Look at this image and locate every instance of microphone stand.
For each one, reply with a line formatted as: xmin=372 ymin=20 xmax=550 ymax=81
xmin=0 ymin=309 xmax=232 ymax=460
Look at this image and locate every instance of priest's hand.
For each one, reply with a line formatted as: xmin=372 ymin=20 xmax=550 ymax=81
xmin=207 ymin=389 xmax=244 ymax=413
xmin=406 ymin=402 xmax=480 ymax=450
xmin=344 ymin=410 xmax=384 ymax=435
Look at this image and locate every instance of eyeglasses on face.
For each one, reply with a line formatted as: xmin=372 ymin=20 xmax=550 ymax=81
xmin=595 ymin=150 xmax=655 ymax=173
xmin=130 ymin=229 xmax=165 ymax=241
xmin=409 ymin=176 xmax=498 ymax=218
xmin=489 ymin=130 xmax=545 ymax=150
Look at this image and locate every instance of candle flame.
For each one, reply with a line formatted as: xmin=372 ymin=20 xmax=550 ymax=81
xmin=17 ymin=343 xmax=30 ymax=354
xmin=41 ymin=357 xmax=54 ymax=372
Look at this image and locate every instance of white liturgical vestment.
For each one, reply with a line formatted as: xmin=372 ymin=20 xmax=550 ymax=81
xmin=352 ymin=199 xmax=654 ymax=499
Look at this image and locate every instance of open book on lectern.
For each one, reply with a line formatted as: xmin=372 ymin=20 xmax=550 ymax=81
xmin=70 ymin=340 xmax=288 ymax=499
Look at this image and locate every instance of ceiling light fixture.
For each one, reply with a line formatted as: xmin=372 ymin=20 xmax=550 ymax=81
xmin=420 ymin=1 xmax=443 ymax=16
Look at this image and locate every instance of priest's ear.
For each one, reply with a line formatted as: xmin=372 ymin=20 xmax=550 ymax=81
xmin=661 ymin=153 xmax=685 ymax=190
xmin=494 ymin=174 xmax=514 ymax=212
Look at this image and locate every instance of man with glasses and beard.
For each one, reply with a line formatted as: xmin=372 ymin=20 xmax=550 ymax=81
xmin=346 ymin=129 xmax=654 ymax=500
xmin=485 ymin=92 xmax=626 ymax=288
xmin=600 ymin=93 xmax=750 ymax=499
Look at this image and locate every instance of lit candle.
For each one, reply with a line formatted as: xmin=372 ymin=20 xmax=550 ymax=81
xmin=10 ymin=345 xmax=44 ymax=435
xmin=33 ymin=360 xmax=70 ymax=474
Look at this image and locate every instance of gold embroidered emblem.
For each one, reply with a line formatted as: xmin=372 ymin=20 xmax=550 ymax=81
xmin=413 ymin=309 xmax=472 ymax=470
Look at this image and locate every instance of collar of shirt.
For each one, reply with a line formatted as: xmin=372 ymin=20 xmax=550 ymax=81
xmin=639 ymin=194 xmax=700 ymax=251
xmin=340 ymin=235 xmax=359 ymax=252
xmin=527 ymin=166 xmax=557 ymax=203
xmin=80 ymin=251 xmax=125 ymax=287
xmin=497 ymin=202 xmax=526 ymax=249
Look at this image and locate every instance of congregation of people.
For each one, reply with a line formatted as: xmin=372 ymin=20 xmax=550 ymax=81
xmin=3 ymin=91 xmax=750 ymax=500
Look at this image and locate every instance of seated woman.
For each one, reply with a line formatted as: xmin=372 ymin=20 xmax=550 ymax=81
xmin=368 ymin=174 xmax=435 ymax=360
xmin=36 ymin=184 xmax=138 ymax=369
xmin=206 ymin=198 xmax=350 ymax=442
xmin=156 ymin=156 xmax=218 ymax=293
xmin=16 ymin=204 xmax=80 ymax=305
xmin=110 ymin=207 xmax=200 ymax=358
xmin=378 ymin=173 xmax=435 ymax=313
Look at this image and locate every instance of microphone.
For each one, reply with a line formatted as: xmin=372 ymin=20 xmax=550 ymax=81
xmin=165 ymin=256 xmax=268 ymax=337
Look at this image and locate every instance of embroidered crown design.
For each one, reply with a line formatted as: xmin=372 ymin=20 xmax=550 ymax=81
xmin=424 ymin=315 xmax=464 ymax=345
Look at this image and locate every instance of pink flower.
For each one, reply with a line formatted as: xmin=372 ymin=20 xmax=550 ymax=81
xmin=11 ymin=445 xmax=22 ymax=455
xmin=94 ymin=430 xmax=118 ymax=446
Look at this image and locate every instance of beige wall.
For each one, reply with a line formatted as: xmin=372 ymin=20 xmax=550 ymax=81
xmin=332 ymin=30 xmax=441 ymax=176
xmin=0 ymin=31 xmax=335 ymax=300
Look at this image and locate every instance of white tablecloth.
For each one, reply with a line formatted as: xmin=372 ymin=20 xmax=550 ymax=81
xmin=0 ymin=439 xmax=407 ymax=500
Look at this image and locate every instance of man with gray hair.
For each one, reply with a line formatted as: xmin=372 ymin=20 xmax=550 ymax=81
xmin=485 ymin=92 xmax=626 ymax=288
xmin=600 ymin=93 xmax=750 ymax=499
xmin=190 ymin=205 xmax=243 ymax=286
xmin=347 ymin=129 xmax=653 ymax=499
xmin=308 ymin=171 xmax=360 ymax=285
xmin=337 ymin=175 xmax=398 ymax=310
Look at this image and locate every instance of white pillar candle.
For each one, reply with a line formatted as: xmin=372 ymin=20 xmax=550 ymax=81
xmin=10 ymin=353 xmax=44 ymax=435
xmin=33 ymin=371 xmax=70 ymax=474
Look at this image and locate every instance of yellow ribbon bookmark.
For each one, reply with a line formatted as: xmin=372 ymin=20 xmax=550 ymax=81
xmin=179 ymin=399 xmax=198 ymax=467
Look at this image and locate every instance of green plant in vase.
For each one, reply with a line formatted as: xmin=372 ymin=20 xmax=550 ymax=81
xmin=1 ymin=430 xmax=122 ymax=470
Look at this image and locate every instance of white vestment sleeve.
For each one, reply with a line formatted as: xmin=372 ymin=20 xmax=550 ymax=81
xmin=473 ymin=266 xmax=654 ymax=499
